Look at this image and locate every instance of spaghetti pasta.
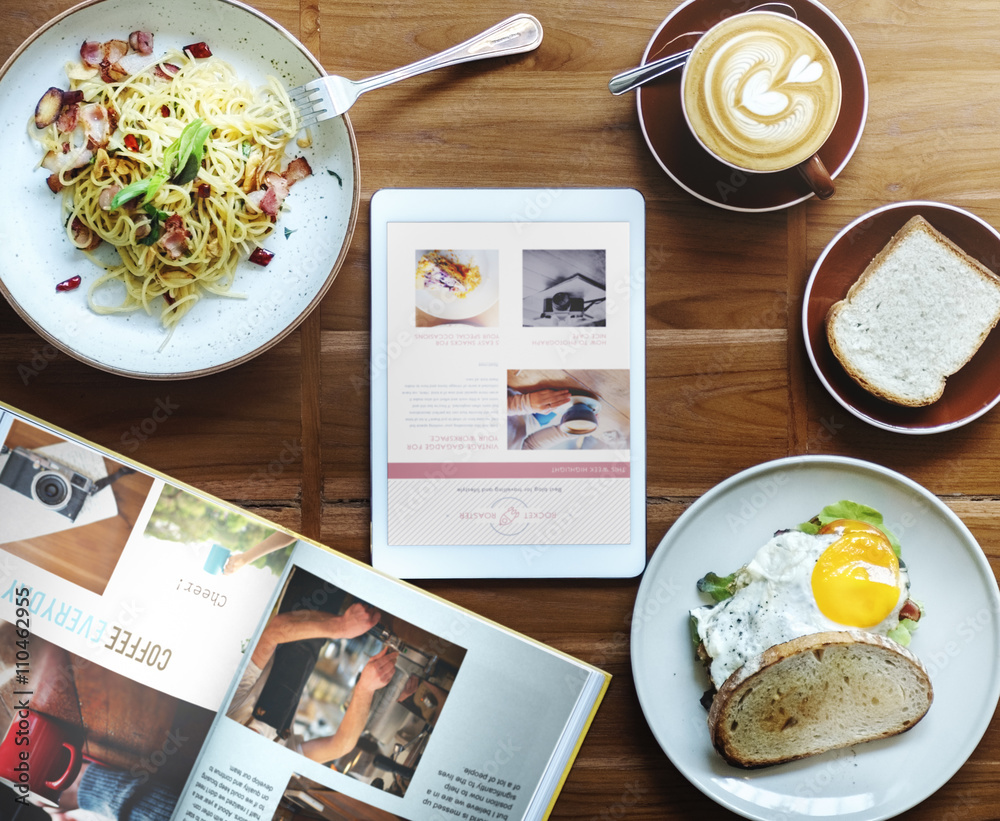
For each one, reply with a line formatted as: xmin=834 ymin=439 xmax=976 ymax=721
xmin=31 ymin=35 xmax=311 ymax=329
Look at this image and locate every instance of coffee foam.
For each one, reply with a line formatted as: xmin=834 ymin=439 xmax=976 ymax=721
xmin=683 ymin=13 xmax=841 ymax=172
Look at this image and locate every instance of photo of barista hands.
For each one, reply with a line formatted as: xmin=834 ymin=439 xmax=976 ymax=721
xmin=0 ymin=417 xmax=154 ymax=596
xmin=226 ymin=567 xmax=466 ymax=801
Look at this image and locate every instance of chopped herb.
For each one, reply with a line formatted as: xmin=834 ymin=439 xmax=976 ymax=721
xmin=326 ymin=169 xmax=342 ymax=188
xmin=284 ymin=227 xmax=296 ymax=239
xmin=139 ymin=203 xmax=170 ymax=246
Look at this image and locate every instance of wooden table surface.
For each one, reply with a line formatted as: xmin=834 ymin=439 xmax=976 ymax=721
xmin=2 ymin=0 xmax=1000 ymax=819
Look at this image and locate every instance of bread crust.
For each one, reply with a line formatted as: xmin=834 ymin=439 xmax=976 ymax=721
xmin=826 ymin=215 xmax=1000 ymax=406
xmin=707 ymin=630 xmax=933 ymax=768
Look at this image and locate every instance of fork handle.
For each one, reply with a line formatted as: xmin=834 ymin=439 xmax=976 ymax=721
xmin=354 ymin=14 xmax=543 ymax=96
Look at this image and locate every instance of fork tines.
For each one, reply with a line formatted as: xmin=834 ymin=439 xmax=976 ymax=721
xmin=287 ymin=78 xmax=331 ymax=132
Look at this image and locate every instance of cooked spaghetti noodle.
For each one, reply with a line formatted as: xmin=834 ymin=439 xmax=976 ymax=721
xmin=31 ymin=38 xmax=308 ymax=329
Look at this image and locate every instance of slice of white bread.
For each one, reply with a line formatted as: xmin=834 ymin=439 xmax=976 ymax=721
xmin=826 ymin=215 xmax=1000 ymax=406
xmin=707 ymin=630 xmax=932 ymax=768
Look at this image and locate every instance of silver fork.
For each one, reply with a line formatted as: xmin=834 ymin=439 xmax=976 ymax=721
xmin=286 ymin=14 xmax=543 ymax=131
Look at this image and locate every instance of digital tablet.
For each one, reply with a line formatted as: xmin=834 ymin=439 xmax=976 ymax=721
xmin=369 ymin=188 xmax=645 ymax=578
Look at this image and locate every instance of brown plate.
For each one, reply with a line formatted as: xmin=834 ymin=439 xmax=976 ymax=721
xmin=637 ymin=0 xmax=867 ymax=211
xmin=803 ymin=201 xmax=1000 ymax=433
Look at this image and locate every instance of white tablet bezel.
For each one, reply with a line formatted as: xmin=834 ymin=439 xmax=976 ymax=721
xmin=369 ymin=188 xmax=646 ymax=579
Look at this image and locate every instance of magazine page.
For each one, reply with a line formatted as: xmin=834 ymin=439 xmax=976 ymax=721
xmin=176 ymin=544 xmax=609 ymax=821
xmin=0 ymin=406 xmax=295 ymax=818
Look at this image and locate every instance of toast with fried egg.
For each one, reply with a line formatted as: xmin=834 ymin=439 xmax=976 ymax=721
xmin=691 ymin=503 xmax=929 ymax=767
xmin=708 ymin=630 xmax=932 ymax=768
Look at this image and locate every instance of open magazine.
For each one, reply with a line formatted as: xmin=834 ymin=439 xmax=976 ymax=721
xmin=0 ymin=402 xmax=609 ymax=821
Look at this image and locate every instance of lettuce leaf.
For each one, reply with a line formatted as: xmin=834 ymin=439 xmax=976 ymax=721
xmin=798 ymin=499 xmax=901 ymax=556
xmin=696 ymin=571 xmax=740 ymax=602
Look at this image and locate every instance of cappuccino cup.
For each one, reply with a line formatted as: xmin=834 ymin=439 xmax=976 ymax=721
xmin=680 ymin=11 xmax=842 ymax=199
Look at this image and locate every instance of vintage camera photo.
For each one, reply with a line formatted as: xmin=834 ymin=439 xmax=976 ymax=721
xmin=0 ymin=417 xmax=155 ymax=596
xmin=0 ymin=445 xmax=97 ymax=521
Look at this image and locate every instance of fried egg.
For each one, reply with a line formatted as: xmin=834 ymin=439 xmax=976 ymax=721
xmin=691 ymin=520 xmax=910 ymax=688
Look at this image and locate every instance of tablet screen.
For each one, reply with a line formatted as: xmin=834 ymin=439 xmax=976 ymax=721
xmin=370 ymin=189 xmax=645 ymax=578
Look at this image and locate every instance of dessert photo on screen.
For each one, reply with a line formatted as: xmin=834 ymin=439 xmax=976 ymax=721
xmin=414 ymin=248 xmax=499 ymax=327
xmin=226 ymin=566 xmax=467 ymax=798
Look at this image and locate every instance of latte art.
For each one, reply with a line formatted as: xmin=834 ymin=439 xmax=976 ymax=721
xmin=682 ymin=13 xmax=842 ymax=172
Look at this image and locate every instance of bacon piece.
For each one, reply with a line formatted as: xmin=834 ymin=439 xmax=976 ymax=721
xmin=56 ymin=104 xmax=78 ymax=134
xmin=98 ymin=185 xmax=121 ymax=211
xmin=46 ymin=175 xmax=64 ymax=194
xmin=81 ymin=40 xmax=103 ymax=67
xmin=128 ymin=30 xmax=154 ymax=55
xmin=104 ymin=39 xmax=129 ymax=63
xmin=100 ymin=61 xmax=128 ymax=83
xmin=283 ymin=156 xmax=312 ymax=186
xmin=80 ymin=103 xmax=111 ymax=148
xmin=158 ymin=214 xmax=189 ymax=259
xmin=258 ymin=172 xmax=290 ymax=217
xmin=53 ymin=91 xmax=84 ymax=134
xmin=153 ymin=63 xmax=180 ymax=82
xmin=41 ymin=145 xmax=93 ymax=175
xmin=118 ymin=51 xmax=156 ymax=76
xmin=98 ymin=39 xmax=130 ymax=82
xmin=70 ymin=217 xmax=101 ymax=251
xmin=899 ymin=599 xmax=922 ymax=623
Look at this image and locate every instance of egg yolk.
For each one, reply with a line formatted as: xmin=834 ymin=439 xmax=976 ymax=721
xmin=811 ymin=519 xmax=900 ymax=628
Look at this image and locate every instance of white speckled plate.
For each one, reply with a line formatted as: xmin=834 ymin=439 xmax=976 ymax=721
xmin=0 ymin=0 xmax=360 ymax=379
xmin=632 ymin=455 xmax=1000 ymax=821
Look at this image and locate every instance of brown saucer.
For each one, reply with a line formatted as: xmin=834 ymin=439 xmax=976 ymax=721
xmin=803 ymin=201 xmax=1000 ymax=433
xmin=637 ymin=0 xmax=867 ymax=211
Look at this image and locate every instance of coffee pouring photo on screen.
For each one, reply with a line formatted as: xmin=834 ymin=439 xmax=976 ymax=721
xmin=507 ymin=369 xmax=629 ymax=452
xmin=522 ymin=249 xmax=607 ymax=328
xmin=0 ymin=418 xmax=155 ymax=596
xmin=414 ymin=248 xmax=500 ymax=327
xmin=225 ymin=566 xmax=467 ymax=798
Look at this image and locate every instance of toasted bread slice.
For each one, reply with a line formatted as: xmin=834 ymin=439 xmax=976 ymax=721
xmin=826 ymin=215 xmax=1000 ymax=406
xmin=708 ymin=631 xmax=932 ymax=768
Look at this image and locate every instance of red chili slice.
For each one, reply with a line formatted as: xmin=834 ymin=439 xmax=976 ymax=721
xmin=56 ymin=275 xmax=81 ymax=292
xmin=161 ymin=105 xmax=170 ymax=118
xmin=124 ymin=134 xmax=140 ymax=151
xmin=184 ymin=42 xmax=212 ymax=58
xmin=249 ymin=247 xmax=274 ymax=267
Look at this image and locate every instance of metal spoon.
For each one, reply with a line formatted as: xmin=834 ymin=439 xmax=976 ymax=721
xmin=608 ymin=49 xmax=692 ymax=95
xmin=607 ymin=2 xmax=797 ymax=95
